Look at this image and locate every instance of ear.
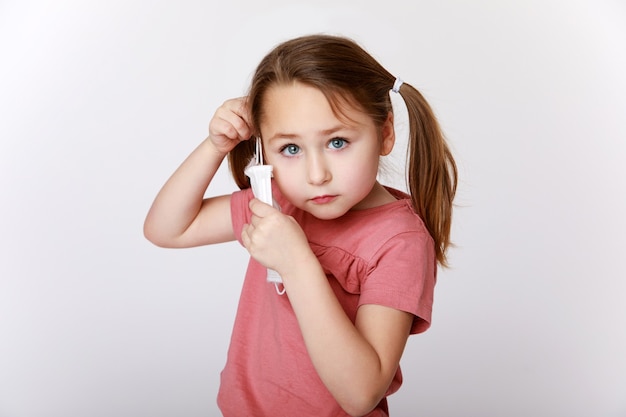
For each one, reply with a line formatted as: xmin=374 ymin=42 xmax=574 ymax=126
xmin=380 ymin=112 xmax=396 ymax=156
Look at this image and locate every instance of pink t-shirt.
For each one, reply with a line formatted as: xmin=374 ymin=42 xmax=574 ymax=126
xmin=217 ymin=184 xmax=436 ymax=416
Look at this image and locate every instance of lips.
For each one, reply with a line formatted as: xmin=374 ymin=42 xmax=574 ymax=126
xmin=310 ymin=195 xmax=337 ymax=204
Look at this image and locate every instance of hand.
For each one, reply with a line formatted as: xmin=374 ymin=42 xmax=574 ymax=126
xmin=241 ymin=199 xmax=315 ymax=277
xmin=207 ymin=97 xmax=252 ymax=154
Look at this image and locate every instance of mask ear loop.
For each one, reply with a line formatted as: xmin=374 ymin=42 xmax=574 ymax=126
xmin=275 ymin=283 xmax=286 ymax=295
xmin=255 ymin=136 xmax=263 ymax=165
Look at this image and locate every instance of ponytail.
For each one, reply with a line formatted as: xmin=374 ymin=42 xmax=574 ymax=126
xmin=399 ymin=83 xmax=457 ymax=267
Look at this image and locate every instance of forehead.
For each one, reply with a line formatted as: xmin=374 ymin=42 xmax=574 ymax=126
xmin=260 ymin=82 xmax=368 ymax=128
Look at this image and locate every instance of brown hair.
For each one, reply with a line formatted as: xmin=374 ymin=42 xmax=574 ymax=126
xmin=228 ymin=34 xmax=457 ymax=266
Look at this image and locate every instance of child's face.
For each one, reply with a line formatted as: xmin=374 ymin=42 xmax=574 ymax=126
xmin=260 ymin=82 xmax=394 ymax=220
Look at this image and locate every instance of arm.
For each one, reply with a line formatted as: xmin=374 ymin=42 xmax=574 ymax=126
xmin=286 ymin=260 xmax=413 ymax=416
xmin=144 ymin=98 xmax=252 ymax=248
xmin=242 ymin=199 xmax=413 ymax=416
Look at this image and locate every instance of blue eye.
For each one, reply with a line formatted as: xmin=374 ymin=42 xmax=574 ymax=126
xmin=329 ymin=138 xmax=347 ymax=149
xmin=280 ymin=144 xmax=300 ymax=156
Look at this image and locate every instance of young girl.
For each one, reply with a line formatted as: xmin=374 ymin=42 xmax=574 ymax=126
xmin=144 ymin=34 xmax=457 ymax=417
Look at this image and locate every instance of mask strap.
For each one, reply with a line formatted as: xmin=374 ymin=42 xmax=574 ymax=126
xmin=255 ymin=136 xmax=263 ymax=165
xmin=274 ymin=283 xmax=286 ymax=295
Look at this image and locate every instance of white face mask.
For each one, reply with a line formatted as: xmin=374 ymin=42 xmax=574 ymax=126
xmin=244 ymin=137 xmax=285 ymax=295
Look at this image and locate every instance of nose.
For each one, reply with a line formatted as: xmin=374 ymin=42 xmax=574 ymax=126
xmin=306 ymin=153 xmax=331 ymax=185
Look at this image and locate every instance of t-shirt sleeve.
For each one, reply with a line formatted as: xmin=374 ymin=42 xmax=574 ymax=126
xmin=359 ymin=231 xmax=437 ymax=334
xmin=230 ymin=187 xmax=254 ymax=246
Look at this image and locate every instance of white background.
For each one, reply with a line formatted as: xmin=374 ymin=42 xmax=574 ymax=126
xmin=1 ymin=1 xmax=625 ymax=416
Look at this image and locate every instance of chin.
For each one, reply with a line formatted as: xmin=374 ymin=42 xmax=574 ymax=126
xmin=303 ymin=205 xmax=349 ymax=220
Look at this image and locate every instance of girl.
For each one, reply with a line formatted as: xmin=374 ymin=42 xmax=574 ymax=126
xmin=144 ymin=34 xmax=457 ymax=417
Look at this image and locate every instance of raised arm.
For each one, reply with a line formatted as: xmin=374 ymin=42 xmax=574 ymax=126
xmin=144 ymin=97 xmax=252 ymax=248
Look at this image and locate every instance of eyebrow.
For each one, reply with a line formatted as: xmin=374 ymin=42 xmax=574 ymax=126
xmin=267 ymin=125 xmax=353 ymax=142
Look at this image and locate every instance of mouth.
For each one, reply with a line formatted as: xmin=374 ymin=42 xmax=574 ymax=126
xmin=310 ymin=195 xmax=337 ymax=204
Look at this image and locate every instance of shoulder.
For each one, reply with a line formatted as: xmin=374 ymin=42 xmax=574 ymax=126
xmin=307 ymin=188 xmax=435 ymax=275
xmin=323 ymin=189 xmax=433 ymax=256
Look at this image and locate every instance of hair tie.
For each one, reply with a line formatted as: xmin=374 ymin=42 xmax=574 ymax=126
xmin=391 ymin=77 xmax=403 ymax=93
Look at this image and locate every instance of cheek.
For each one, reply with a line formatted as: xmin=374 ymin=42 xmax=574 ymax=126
xmin=345 ymin=155 xmax=380 ymax=181
xmin=271 ymin=165 xmax=300 ymax=193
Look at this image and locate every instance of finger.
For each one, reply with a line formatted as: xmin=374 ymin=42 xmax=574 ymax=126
xmin=248 ymin=213 xmax=261 ymax=228
xmin=223 ymin=97 xmax=252 ymax=137
xmin=208 ymin=118 xmax=241 ymax=142
xmin=224 ymin=97 xmax=251 ymax=123
xmin=212 ymin=109 xmax=252 ymax=141
xmin=240 ymin=223 xmax=252 ymax=248
xmin=248 ymin=198 xmax=276 ymax=216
